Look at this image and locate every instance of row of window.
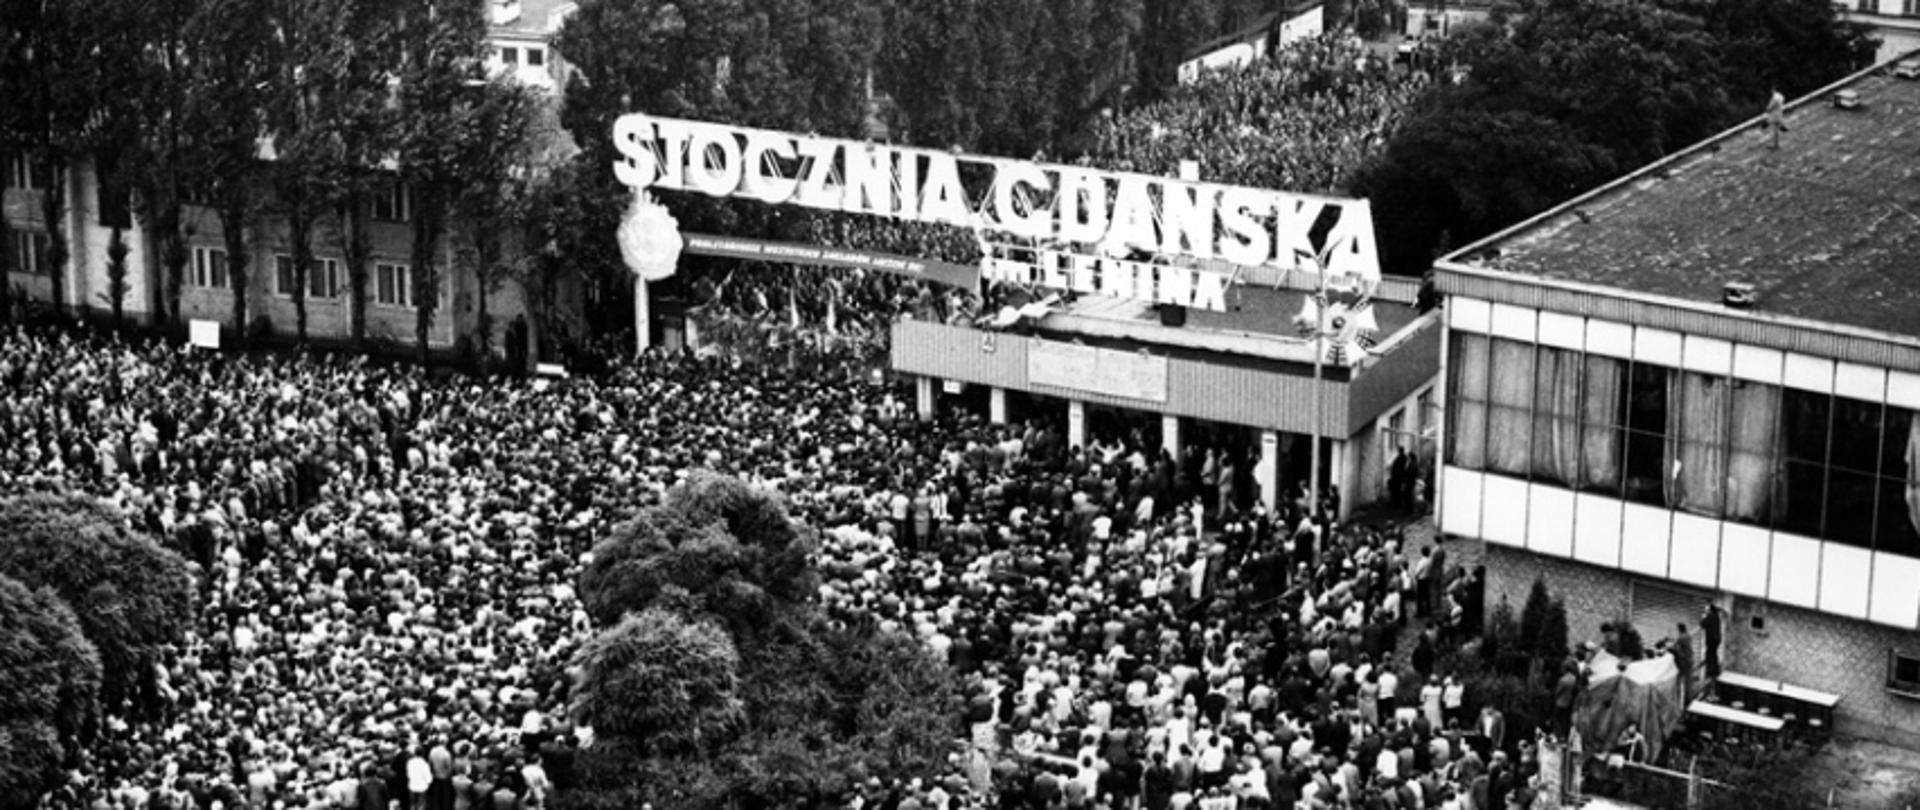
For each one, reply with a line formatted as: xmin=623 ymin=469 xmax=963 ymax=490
xmin=7 ymin=230 xmax=51 ymax=275
xmin=188 ymin=247 xmax=435 ymax=308
xmin=5 ymin=156 xmax=55 ymax=192
xmin=178 ymin=182 xmax=413 ymax=223
xmin=1448 ymin=333 xmax=1920 ymax=558
xmin=498 ymin=45 xmax=547 ymax=67
xmin=1853 ymin=0 xmax=1920 ymax=16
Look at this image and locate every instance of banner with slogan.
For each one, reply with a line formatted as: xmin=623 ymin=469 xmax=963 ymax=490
xmin=1028 ymin=340 xmax=1169 ymax=403
xmin=681 ymin=233 xmax=981 ymax=290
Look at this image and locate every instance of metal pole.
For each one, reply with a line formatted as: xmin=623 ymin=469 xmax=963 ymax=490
xmin=1310 ymin=263 xmax=1326 ymax=565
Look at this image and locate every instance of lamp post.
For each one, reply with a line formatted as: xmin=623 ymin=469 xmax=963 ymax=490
xmin=1295 ymin=238 xmax=1370 ymax=553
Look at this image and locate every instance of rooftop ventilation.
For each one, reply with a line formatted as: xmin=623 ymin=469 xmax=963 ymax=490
xmin=1724 ymin=282 xmax=1757 ymax=309
xmin=1832 ymin=89 xmax=1863 ymax=110
xmin=1894 ymin=59 xmax=1920 ymax=80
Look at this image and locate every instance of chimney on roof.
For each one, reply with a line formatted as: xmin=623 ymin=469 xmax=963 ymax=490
xmin=1724 ymin=282 xmax=1757 ymax=309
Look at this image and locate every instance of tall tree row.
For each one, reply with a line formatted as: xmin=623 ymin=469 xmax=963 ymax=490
xmin=0 ymin=0 xmax=539 ymax=357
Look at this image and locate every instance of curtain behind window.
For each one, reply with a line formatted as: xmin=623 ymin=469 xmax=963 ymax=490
xmin=1487 ymin=340 xmax=1536 ymax=475
xmin=1726 ymin=381 xmax=1780 ymax=522
xmin=1532 ymin=347 xmax=1582 ymax=484
xmin=1907 ymin=416 xmax=1920 ymax=538
xmin=1670 ymin=373 xmax=1729 ymax=515
xmin=1449 ymin=333 xmax=1490 ymax=470
xmin=1581 ymin=356 xmax=1625 ymax=490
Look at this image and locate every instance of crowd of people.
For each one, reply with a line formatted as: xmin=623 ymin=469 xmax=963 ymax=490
xmin=1088 ymin=34 xmax=1429 ymax=196
xmin=0 ymin=315 xmax=1539 ymax=810
xmin=685 ymin=214 xmax=984 ymax=354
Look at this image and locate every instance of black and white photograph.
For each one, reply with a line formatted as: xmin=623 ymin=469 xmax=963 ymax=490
xmin=1 ymin=0 xmax=1917 ymax=807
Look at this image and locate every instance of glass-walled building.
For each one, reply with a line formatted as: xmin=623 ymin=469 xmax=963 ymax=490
xmin=1432 ymin=54 xmax=1920 ymax=746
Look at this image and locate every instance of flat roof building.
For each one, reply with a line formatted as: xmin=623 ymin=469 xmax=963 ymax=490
xmin=892 ymin=269 xmax=1441 ymax=518
xmin=1432 ymin=52 xmax=1920 ymax=746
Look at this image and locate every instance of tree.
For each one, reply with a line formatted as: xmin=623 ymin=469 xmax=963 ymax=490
xmin=0 ymin=493 xmax=196 ymax=709
xmin=1351 ymin=0 xmax=1876 ymax=276
xmin=321 ymin=0 xmax=401 ymax=347
xmin=0 ymin=573 xmax=102 ymax=809
xmin=122 ymin=0 xmax=200 ymax=332
xmin=392 ymin=0 xmax=491 ymax=362
xmin=182 ymin=0 xmax=276 ymax=342
xmin=578 ymin=472 xmax=815 ymax=641
xmin=570 ymin=608 xmax=744 ymax=754
xmin=452 ymin=79 xmax=551 ymax=369
xmin=0 ymin=0 xmax=145 ymax=320
xmin=264 ymin=0 xmax=361 ymax=345
xmin=1519 ymin=578 xmax=1551 ymax=672
xmin=565 ymin=474 xmax=958 ymax=810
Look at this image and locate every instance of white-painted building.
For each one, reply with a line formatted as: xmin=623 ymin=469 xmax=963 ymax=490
xmin=1432 ymin=54 xmax=1920 ymax=747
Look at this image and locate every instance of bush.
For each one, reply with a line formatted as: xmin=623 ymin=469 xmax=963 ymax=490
xmin=0 ymin=573 xmax=102 ymax=808
xmin=0 ymin=493 xmax=196 ymax=707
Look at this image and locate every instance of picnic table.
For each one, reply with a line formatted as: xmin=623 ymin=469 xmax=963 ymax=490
xmin=1687 ymin=699 xmax=1785 ymax=747
xmin=1714 ymin=671 xmax=1839 ymax=738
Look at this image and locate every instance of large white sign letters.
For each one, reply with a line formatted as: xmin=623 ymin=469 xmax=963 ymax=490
xmin=612 ymin=114 xmax=1380 ymax=312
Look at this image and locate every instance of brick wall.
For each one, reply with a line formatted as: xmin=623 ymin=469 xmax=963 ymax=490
xmin=1484 ymin=545 xmax=1920 ymax=748
xmin=1481 ymin=543 xmax=1633 ymax=643
xmin=1726 ymin=596 xmax=1920 ymax=748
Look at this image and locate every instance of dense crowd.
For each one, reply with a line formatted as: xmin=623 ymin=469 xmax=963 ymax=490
xmin=688 ymin=215 xmax=983 ymax=348
xmin=0 ymin=318 xmax=1538 ymax=810
xmin=1089 ymin=34 xmax=1428 ymax=196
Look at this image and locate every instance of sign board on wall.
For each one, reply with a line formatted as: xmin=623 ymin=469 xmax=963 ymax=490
xmin=189 ymin=319 xmax=220 ymax=350
xmin=611 ymin=114 xmax=1381 ymax=290
xmin=1028 ymin=341 xmax=1169 ymax=403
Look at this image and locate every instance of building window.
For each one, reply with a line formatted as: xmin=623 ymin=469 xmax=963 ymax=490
xmin=190 ymin=246 xmax=229 ymax=289
xmin=526 ymin=47 xmax=544 ymax=67
xmin=1779 ymin=387 xmax=1831 ymax=537
xmin=1826 ymin=397 xmax=1883 ymax=547
xmin=1891 ymin=651 xmax=1920 ymax=697
xmin=1877 ymin=407 xmax=1920 ymax=557
xmin=1905 ymin=0 xmax=1917 ymax=16
xmin=376 ymin=262 xmax=411 ymax=307
xmin=6 ymin=156 xmax=54 ymax=190
xmin=1530 ymin=346 xmax=1583 ymax=487
xmin=1622 ymin=362 xmax=1672 ymax=507
xmin=275 ymin=255 xmax=340 ymax=299
xmin=97 ymin=180 xmax=133 ymax=229
xmin=7 ymin=230 xmax=50 ymax=275
xmin=1726 ymin=380 xmax=1781 ymax=523
xmin=373 ymin=182 xmax=411 ymax=223
xmin=1578 ymin=355 xmax=1627 ymax=498
xmin=1671 ymin=372 xmax=1732 ymax=516
xmin=1485 ymin=339 xmax=1536 ymax=476
xmin=501 ymin=46 xmax=519 ymax=66
xmin=1447 ymin=331 xmax=1491 ymax=471
xmin=1444 ymin=329 xmax=1920 ymax=557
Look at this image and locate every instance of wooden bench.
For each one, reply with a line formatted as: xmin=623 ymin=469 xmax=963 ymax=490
xmin=1688 ymin=699 xmax=1785 ymax=747
xmin=1714 ymin=671 xmax=1839 ymax=738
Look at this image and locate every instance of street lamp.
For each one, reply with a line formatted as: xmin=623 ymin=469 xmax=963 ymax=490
xmin=1292 ymin=239 xmax=1375 ymax=548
